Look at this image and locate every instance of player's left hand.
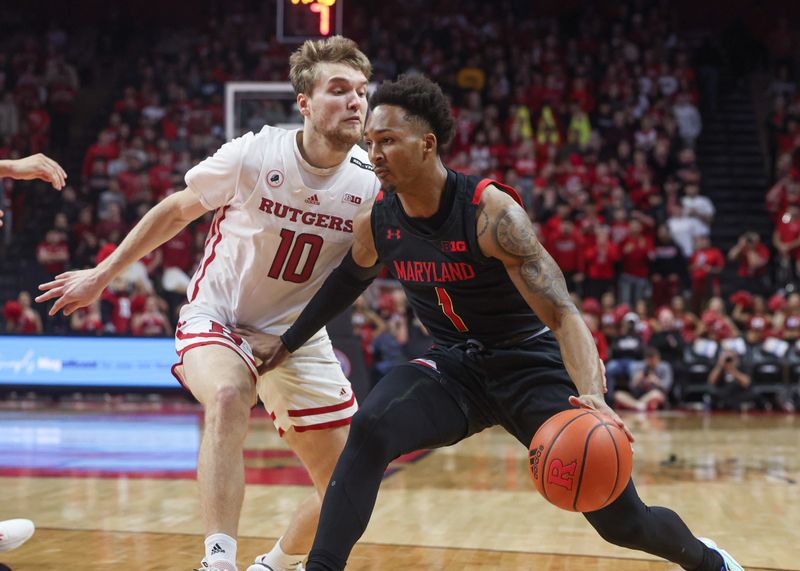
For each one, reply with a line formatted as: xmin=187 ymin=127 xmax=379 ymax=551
xmin=569 ymin=394 xmax=635 ymax=443
xmin=232 ymin=325 xmax=290 ymax=374
xmin=8 ymin=153 xmax=67 ymax=190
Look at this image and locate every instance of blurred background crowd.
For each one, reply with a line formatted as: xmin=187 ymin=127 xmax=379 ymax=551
xmin=2 ymin=0 xmax=800 ymax=411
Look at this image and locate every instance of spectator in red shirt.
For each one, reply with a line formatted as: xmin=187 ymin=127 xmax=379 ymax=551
xmin=689 ymin=235 xmax=725 ymax=315
xmin=97 ymin=206 xmax=128 ymax=249
xmin=544 ymin=218 xmax=584 ymax=290
xmin=160 ymin=227 xmax=194 ymax=296
xmin=772 ymin=203 xmax=800 ymax=285
xmin=599 ymin=290 xmax=621 ymax=340
xmin=775 ymin=292 xmax=800 ymax=342
xmin=131 ymin=295 xmax=172 ymax=336
xmin=148 ymin=151 xmax=174 ymax=196
xmin=670 ymin=294 xmax=699 ymax=343
xmin=36 ymin=229 xmax=70 ymax=277
xmin=743 ymin=296 xmax=774 ymax=345
xmin=7 ymin=291 xmax=43 ymax=334
xmin=650 ymin=224 xmax=687 ymax=309
xmin=608 ymin=206 xmax=631 ymax=244
xmin=727 ymin=231 xmax=770 ymax=295
xmin=582 ymin=313 xmax=608 ymax=361
xmin=618 ymin=219 xmax=654 ymax=306
xmin=69 ymin=300 xmax=103 ymax=334
xmin=81 ymin=129 xmax=119 ymax=178
xmin=699 ymin=297 xmax=739 ymax=343
xmin=100 ymin=277 xmax=133 ymax=335
xmin=584 ymin=225 xmax=619 ymax=301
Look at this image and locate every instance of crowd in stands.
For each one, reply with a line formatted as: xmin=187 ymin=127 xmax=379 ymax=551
xmin=1 ymin=2 xmax=799 ymax=410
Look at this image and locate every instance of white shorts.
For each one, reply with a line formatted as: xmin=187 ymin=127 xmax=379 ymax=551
xmin=173 ymin=315 xmax=357 ymax=436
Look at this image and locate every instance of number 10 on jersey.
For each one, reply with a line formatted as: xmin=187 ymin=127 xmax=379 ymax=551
xmin=268 ymin=229 xmax=324 ymax=283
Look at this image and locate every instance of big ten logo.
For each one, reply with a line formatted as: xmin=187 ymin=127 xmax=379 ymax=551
xmin=528 ymin=444 xmax=544 ymax=481
xmin=441 ymin=240 xmax=467 ymax=253
xmin=547 ymin=458 xmax=577 ymax=490
xmin=342 ymin=193 xmax=362 ymax=205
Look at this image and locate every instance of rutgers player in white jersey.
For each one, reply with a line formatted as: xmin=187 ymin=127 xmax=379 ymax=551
xmin=37 ymin=36 xmax=377 ymax=571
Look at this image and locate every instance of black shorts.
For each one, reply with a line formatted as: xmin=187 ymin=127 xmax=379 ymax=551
xmin=408 ymin=331 xmax=579 ymax=447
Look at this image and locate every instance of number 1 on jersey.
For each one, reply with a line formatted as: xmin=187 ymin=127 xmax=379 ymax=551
xmin=435 ymin=287 xmax=468 ymax=332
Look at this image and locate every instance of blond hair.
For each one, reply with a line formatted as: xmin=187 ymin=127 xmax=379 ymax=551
xmin=289 ymin=35 xmax=371 ymax=96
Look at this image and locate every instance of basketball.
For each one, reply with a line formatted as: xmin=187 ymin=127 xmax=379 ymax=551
xmin=528 ymin=409 xmax=633 ymax=513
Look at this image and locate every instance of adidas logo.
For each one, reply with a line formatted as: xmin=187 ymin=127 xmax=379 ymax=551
xmin=339 ymin=387 xmax=347 ymax=397
xmin=305 ymin=194 xmax=320 ymax=205
xmin=210 ymin=543 xmax=225 ymax=555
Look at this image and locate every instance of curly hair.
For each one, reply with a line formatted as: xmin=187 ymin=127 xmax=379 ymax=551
xmin=369 ymin=74 xmax=455 ymax=150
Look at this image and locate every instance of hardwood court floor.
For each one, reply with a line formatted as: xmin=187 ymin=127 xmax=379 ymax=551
xmin=0 ymin=402 xmax=796 ymax=570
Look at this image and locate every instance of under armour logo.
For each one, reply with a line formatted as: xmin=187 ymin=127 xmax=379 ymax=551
xmin=387 ymin=229 xmax=401 ymax=239
xmin=547 ymin=459 xmax=577 ymax=490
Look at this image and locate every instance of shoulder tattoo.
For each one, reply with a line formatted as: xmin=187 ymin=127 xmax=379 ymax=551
xmin=494 ymin=208 xmax=578 ymax=315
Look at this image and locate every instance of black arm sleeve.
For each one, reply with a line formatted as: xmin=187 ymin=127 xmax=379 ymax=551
xmin=280 ymin=249 xmax=382 ymax=352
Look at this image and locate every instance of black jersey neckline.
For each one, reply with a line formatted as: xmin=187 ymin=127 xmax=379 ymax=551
xmin=389 ymin=169 xmax=460 ymax=239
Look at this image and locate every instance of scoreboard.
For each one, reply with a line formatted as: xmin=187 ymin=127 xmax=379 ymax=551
xmin=277 ymin=0 xmax=343 ymax=43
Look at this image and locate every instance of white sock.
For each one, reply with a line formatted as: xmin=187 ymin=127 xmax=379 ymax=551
xmin=205 ymin=533 xmax=237 ymax=565
xmin=257 ymin=537 xmax=306 ymax=570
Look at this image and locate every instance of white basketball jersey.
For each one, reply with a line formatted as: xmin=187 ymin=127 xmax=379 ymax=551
xmin=181 ymin=125 xmax=380 ymax=335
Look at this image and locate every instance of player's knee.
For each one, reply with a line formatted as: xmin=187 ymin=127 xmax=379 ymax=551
xmin=591 ymin=516 xmax=647 ymax=549
xmin=347 ymin=409 xmax=395 ymax=464
xmin=204 ymin=384 xmax=251 ymax=428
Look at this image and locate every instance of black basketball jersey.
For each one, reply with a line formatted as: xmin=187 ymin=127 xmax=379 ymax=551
xmin=371 ymin=169 xmax=547 ymax=347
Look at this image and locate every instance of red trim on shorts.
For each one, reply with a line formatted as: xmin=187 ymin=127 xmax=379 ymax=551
xmin=174 ymin=340 xmax=258 ymax=384
xmin=472 ymin=179 xmax=523 ymax=207
xmin=292 ymin=416 xmax=353 ymax=433
xmin=190 ymin=206 xmax=229 ymax=302
xmin=265 ymin=409 xmax=285 ymax=437
xmin=170 ymin=363 xmax=195 ymax=397
xmin=175 ymin=329 xmax=241 ymax=343
xmin=287 ymin=393 xmax=356 ymax=417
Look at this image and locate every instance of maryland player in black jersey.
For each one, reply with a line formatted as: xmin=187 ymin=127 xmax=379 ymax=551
xmin=237 ymin=76 xmax=743 ymax=571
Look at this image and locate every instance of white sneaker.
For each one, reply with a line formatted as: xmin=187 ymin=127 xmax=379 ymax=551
xmin=0 ymin=519 xmax=35 ymax=552
xmin=194 ymin=558 xmax=238 ymax=571
xmin=699 ymin=537 xmax=745 ymax=571
xmin=246 ymin=555 xmax=305 ymax=571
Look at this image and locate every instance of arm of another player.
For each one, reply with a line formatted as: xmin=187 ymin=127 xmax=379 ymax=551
xmin=0 ymin=153 xmax=67 ymax=189
xmin=236 ymin=202 xmax=381 ymax=374
xmin=36 ymin=188 xmax=209 ymax=316
xmin=476 ymin=186 xmax=633 ymax=442
xmin=0 ymin=153 xmax=68 ymax=227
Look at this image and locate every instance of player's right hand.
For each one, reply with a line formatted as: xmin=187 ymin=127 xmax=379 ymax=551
xmin=232 ymin=325 xmax=290 ymax=374
xmin=36 ymin=269 xmax=107 ymax=316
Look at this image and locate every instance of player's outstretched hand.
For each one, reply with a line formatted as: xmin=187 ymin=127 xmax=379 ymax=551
xmin=569 ymin=394 xmax=635 ymax=443
xmin=232 ymin=325 xmax=290 ymax=375
xmin=36 ymin=268 xmax=107 ymax=316
xmin=5 ymin=153 xmax=68 ymax=190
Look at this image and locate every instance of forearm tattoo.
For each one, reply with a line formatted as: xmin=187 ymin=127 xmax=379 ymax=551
xmin=494 ymin=208 xmax=578 ymax=315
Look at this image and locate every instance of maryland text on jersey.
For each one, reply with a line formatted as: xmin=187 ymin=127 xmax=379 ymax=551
xmin=258 ymin=197 xmax=354 ymax=233
xmin=392 ymin=260 xmax=476 ymax=283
